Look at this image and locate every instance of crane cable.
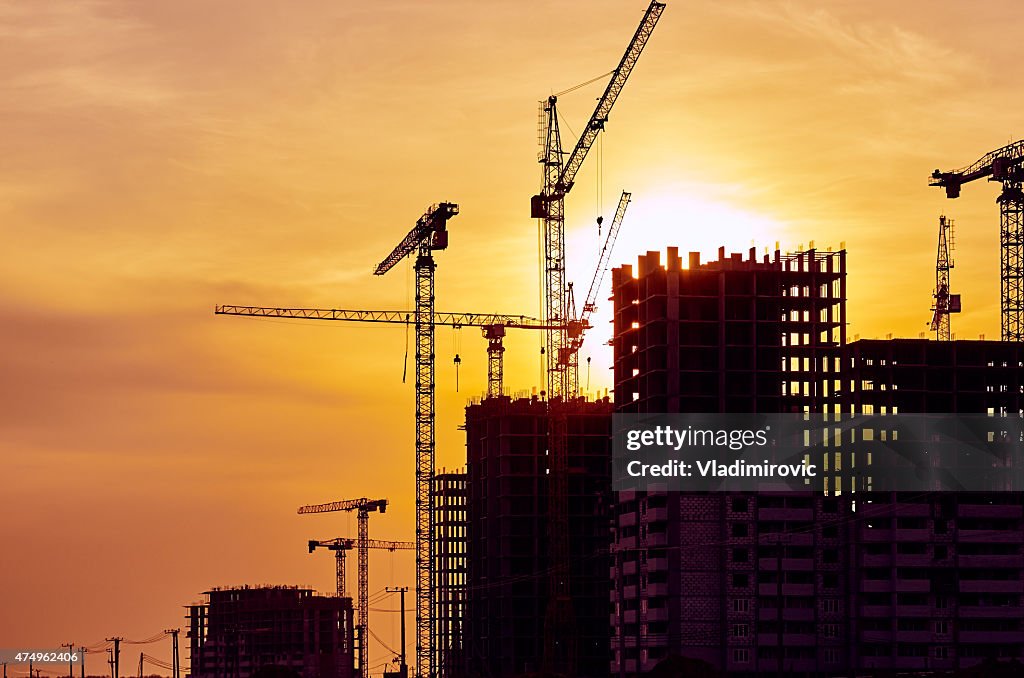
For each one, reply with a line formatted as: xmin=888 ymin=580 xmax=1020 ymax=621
xmin=554 ymin=70 xmax=613 ymax=98
xmin=596 ymin=129 xmax=604 ymax=235
xmin=402 ymin=313 xmax=410 ymax=384
xmin=453 ymin=326 xmax=462 ymax=392
xmin=402 ymin=258 xmax=412 ymax=382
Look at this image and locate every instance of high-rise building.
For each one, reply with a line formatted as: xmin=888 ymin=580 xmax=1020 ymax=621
xmin=464 ymin=395 xmax=613 ymax=678
xmin=609 ymin=246 xmax=1024 ymax=675
xmin=187 ymin=585 xmax=355 ymax=678
xmin=430 ymin=469 xmax=467 ymax=675
xmin=609 ymin=247 xmax=848 ymax=675
xmin=841 ymin=338 xmax=1024 ymax=671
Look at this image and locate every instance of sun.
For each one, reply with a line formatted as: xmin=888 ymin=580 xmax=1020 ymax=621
xmin=563 ymin=186 xmax=793 ymax=395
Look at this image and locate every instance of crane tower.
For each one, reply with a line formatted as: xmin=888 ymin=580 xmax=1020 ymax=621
xmin=930 ymin=215 xmax=960 ymax=341
xmin=931 ymin=140 xmax=1024 ymax=341
xmin=531 ymin=4 xmax=664 ymax=675
xmin=374 ymin=203 xmax=458 ymax=678
xmin=532 ymin=3 xmax=664 ymax=399
xmin=298 ymin=497 xmax=387 ymax=678
xmin=308 ymin=537 xmax=414 ymax=598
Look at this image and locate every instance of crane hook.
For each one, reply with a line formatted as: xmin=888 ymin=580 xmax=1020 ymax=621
xmin=454 ymin=353 xmax=461 ymax=392
xmin=596 ymin=215 xmax=604 ymax=237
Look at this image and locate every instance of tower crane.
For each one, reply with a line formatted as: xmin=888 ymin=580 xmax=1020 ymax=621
xmin=298 ymin=497 xmax=388 ymax=678
xmin=929 ymin=215 xmax=960 ymax=341
xmin=532 ymin=2 xmax=664 ymax=399
xmin=214 ymin=306 xmax=579 ymax=399
xmin=307 ymin=537 xmax=414 ymax=598
xmin=374 ymin=202 xmax=457 ymax=678
xmin=531 ymin=4 xmax=663 ymax=674
xmin=930 ymin=140 xmax=1024 ymax=341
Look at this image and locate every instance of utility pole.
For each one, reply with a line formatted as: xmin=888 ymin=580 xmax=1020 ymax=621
xmin=106 ymin=649 xmax=114 ymax=678
xmin=78 ymin=649 xmax=86 ymax=678
xmin=164 ymin=629 xmax=180 ymax=678
xmin=61 ymin=643 xmax=74 ymax=678
xmin=387 ymin=587 xmax=409 ymax=678
xmin=106 ymin=638 xmax=122 ymax=678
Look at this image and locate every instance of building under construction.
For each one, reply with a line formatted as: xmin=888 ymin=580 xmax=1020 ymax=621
xmin=463 ymin=395 xmax=613 ymax=678
xmin=187 ymin=585 xmax=356 ymax=678
xmin=608 ymin=247 xmax=1024 ymax=674
xmin=613 ymin=247 xmax=846 ymax=416
xmin=839 ymin=338 xmax=1024 ymax=672
xmin=609 ymin=247 xmax=850 ymax=674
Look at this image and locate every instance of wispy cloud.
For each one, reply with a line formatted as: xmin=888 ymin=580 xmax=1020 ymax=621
xmin=724 ymin=0 xmax=977 ymax=93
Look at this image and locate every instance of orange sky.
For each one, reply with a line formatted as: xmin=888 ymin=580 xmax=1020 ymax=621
xmin=2 ymin=0 xmax=1022 ymax=673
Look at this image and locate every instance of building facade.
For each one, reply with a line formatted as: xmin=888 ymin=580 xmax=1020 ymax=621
xmin=841 ymin=339 xmax=1024 ymax=671
xmin=430 ymin=469 xmax=468 ymax=676
xmin=610 ymin=247 xmax=853 ymax=675
xmin=464 ymin=395 xmax=613 ymax=678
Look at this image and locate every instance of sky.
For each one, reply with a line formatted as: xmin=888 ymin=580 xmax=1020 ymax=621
xmin=1 ymin=0 xmax=1022 ymax=674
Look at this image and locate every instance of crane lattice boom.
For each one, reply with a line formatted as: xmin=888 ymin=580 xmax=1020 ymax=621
xmin=216 ymin=305 xmax=548 ymax=329
xmin=310 ymin=538 xmax=415 ymax=551
xmin=581 ymin=192 xmax=631 ymax=319
xmin=556 ymin=4 xmax=666 ymax=196
xmin=375 ymin=203 xmax=458 ymax=276
xmin=298 ymin=498 xmax=388 ymax=515
xmin=215 ymin=305 xmax=580 ymax=399
xmin=930 ymin=140 xmax=1024 ymax=197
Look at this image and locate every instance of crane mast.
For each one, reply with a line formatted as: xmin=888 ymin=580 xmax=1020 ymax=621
xmin=537 ymin=97 xmax=569 ymax=398
xmin=931 ymin=140 xmax=1024 ymax=341
xmin=298 ymin=498 xmax=387 ymax=678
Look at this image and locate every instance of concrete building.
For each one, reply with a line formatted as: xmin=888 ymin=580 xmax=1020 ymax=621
xmin=464 ymin=395 xmax=613 ymax=678
xmin=841 ymin=338 xmax=1024 ymax=671
xmin=609 ymin=247 xmax=848 ymax=675
xmin=187 ymin=585 xmax=355 ymax=678
xmin=609 ymin=247 xmax=1024 ymax=675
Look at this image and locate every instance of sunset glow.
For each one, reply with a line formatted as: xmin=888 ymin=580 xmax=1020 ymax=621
xmin=2 ymin=1 xmax=1023 ymax=673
